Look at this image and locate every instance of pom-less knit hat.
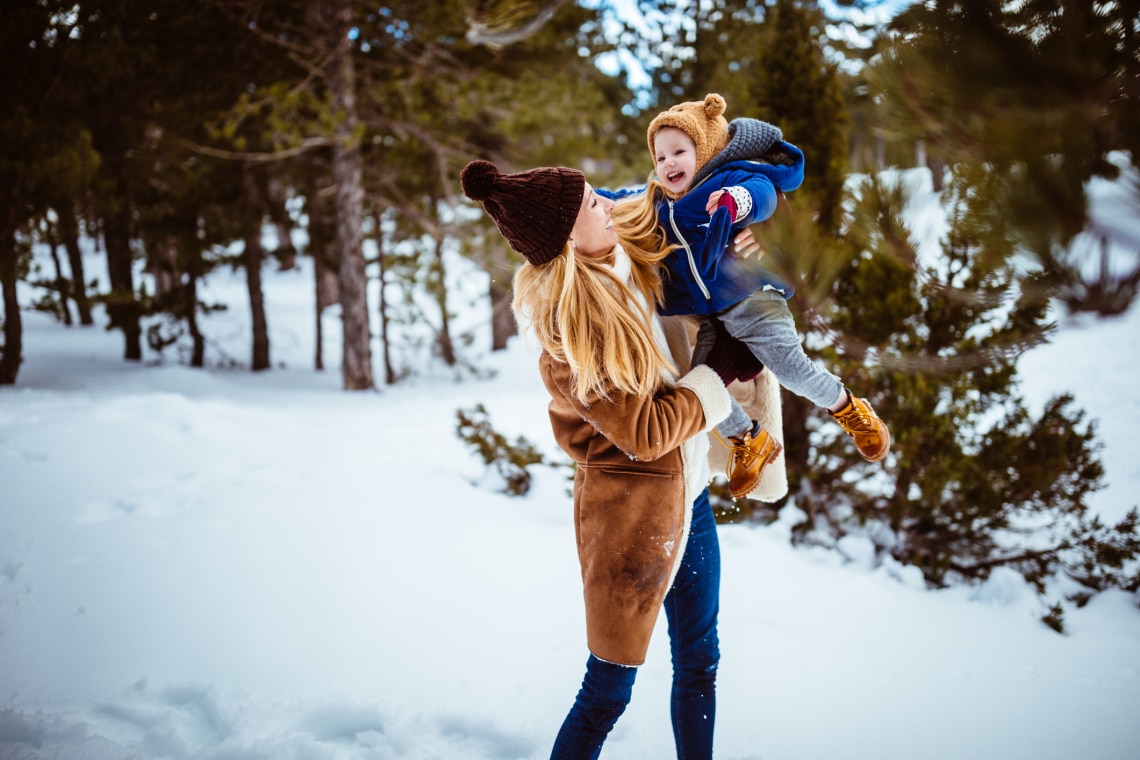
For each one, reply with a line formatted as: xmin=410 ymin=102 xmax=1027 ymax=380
xmin=646 ymin=93 xmax=731 ymax=177
xmin=460 ymin=159 xmax=585 ymax=266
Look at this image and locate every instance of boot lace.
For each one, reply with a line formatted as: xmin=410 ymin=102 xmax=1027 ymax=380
xmin=715 ymin=429 xmax=761 ymax=479
xmin=836 ymin=403 xmax=874 ymax=435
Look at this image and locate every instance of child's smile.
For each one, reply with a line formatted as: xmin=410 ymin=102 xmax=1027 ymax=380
xmin=654 ymin=126 xmax=698 ymax=195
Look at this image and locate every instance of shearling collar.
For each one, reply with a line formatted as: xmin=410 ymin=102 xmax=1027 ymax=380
xmin=605 ymin=243 xmax=632 ymax=284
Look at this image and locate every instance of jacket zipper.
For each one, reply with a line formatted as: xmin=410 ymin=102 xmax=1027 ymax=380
xmin=667 ymin=198 xmax=711 ymax=302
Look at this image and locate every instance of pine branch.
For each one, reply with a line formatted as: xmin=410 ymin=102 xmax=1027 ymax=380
xmin=948 ymin=545 xmax=1062 ymax=577
xmin=805 ymin=311 xmax=1052 ymax=375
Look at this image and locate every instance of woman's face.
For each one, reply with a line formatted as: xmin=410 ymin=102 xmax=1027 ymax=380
xmin=653 ymin=126 xmax=697 ymax=196
xmin=569 ymin=183 xmax=617 ymax=260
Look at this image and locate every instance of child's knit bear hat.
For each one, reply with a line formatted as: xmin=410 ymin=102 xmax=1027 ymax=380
xmin=647 ymin=93 xmax=731 ymax=178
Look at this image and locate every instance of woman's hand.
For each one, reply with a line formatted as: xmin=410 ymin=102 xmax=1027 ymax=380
xmin=733 ymin=227 xmax=763 ymax=260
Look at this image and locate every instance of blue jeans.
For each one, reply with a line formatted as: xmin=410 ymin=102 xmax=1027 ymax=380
xmin=550 ymin=489 xmax=721 ymax=759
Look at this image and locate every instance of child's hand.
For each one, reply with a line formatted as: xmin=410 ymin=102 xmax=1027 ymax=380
xmin=705 ymin=190 xmax=725 ymax=215
xmin=707 ymin=189 xmax=739 ymax=220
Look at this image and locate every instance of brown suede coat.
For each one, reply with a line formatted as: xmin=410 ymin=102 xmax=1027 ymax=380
xmin=539 ymin=352 xmax=728 ymax=666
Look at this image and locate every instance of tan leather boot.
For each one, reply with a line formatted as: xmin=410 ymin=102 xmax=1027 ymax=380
xmin=725 ymin=428 xmax=783 ymax=500
xmin=831 ymin=392 xmax=891 ymax=462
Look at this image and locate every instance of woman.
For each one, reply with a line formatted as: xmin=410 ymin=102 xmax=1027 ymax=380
xmin=461 ymin=159 xmax=761 ymax=759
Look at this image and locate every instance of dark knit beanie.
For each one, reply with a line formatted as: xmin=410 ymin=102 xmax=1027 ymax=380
xmin=460 ymin=159 xmax=586 ymax=266
xmin=647 ymin=93 xmax=731 ymax=178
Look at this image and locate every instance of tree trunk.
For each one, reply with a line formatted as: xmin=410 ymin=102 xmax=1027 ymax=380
xmin=780 ymin=390 xmax=811 ymax=503
xmin=0 ymin=222 xmax=22 ymax=385
xmin=927 ymin=156 xmax=946 ymax=193
xmin=184 ymin=235 xmax=205 ymax=368
xmin=186 ymin=274 xmax=205 ymax=368
xmin=47 ymin=237 xmax=73 ymax=326
xmin=308 ymin=176 xmax=338 ymax=372
xmin=323 ymin=0 xmax=372 ymax=390
xmin=149 ymin=237 xmax=180 ymax=311
xmin=490 ymin=279 xmax=516 ymax=351
xmin=313 ymin=244 xmax=339 ymax=372
xmin=373 ymin=212 xmax=395 ymax=385
xmin=432 ymin=231 xmax=456 ymax=366
xmin=58 ymin=203 xmax=93 ymax=325
xmin=241 ymin=164 xmax=271 ymax=371
xmin=102 ymin=195 xmax=142 ymax=361
xmin=265 ymin=175 xmax=298 ymax=271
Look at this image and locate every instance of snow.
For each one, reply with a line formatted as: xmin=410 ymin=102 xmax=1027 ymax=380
xmin=2 ymin=170 xmax=1139 ymax=759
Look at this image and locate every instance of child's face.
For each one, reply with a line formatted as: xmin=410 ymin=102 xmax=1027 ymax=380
xmin=654 ymin=127 xmax=697 ymax=196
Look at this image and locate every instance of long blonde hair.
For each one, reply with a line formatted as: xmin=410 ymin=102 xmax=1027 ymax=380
xmin=610 ymin=174 xmax=673 ymax=255
xmin=512 ymin=180 xmax=676 ymax=403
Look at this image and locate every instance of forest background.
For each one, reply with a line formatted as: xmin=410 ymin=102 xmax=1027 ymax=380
xmin=3 ymin=0 xmax=1139 ymax=622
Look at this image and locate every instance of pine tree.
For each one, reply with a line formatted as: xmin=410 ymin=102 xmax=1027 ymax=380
xmin=871 ymin=0 xmax=1140 ymax=317
xmin=618 ymin=0 xmax=850 ymax=227
xmin=1 ymin=0 xmax=100 ymax=384
xmin=672 ymin=0 xmax=852 ymax=504
xmin=748 ymin=0 xmax=849 ymax=232
xmin=443 ymin=0 xmax=640 ymax=352
xmin=55 ymin=202 xmax=95 ymax=327
xmin=767 ymin=164 xmax=1138 ymax=604
xmin=72 ymin=0 xmax=175 ymax=363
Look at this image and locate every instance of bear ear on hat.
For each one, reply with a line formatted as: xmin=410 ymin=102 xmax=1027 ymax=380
xmin=703 ymin=93 xmax=727 ymax=120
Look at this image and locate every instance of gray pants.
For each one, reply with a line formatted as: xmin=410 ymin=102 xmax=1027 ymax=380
xmin=692 ymin=289 xmax=845 ymax=439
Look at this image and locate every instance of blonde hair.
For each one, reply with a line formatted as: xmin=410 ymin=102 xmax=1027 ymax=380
xmin=512 ymin=184 xmax=676 ymax=403
xmin=610 ymin=174 xmax=674 ymax=257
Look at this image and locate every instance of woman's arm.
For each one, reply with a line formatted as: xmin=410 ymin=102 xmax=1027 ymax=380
xmin=542 ymin=355 xmax=730 ymax=463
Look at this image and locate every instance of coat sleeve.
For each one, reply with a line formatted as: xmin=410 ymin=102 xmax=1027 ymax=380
xmin=541 ymin=353 xmax=731 ymax=463
xmin=725 ymin=171 xmax=778 ymax=226
xmin=690 ymin=169 xmax=777 ymax=278
xmin=596 ymin=185 xmax=646 ymax=202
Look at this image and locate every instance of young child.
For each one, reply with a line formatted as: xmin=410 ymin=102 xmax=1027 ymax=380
xmin=612 ymin=93 xmax=890 ymax=498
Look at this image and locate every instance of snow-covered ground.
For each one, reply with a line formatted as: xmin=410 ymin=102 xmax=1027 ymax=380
xmin=2 ymin=169 xmax=1138 ymax=759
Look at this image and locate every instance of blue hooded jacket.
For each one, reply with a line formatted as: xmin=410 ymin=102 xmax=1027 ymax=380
xmin=603 ymin=122 xmax=805 ymax=316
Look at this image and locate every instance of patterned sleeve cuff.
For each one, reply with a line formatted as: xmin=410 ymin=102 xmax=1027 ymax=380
xmin=724 ymin=186 xmax=753 ymax=224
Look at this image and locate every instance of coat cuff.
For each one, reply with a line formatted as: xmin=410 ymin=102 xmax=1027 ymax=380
xmin=724 ymin=185 xmax=753 ymax=224
xmin=677 ymin=365 xmax=732 ymax=431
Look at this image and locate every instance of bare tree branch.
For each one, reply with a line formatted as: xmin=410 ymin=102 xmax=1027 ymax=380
xmin=178 ymin=136 xmax=332 ymax=163
xmin=465 ymin=0 xmax=568 ymax=49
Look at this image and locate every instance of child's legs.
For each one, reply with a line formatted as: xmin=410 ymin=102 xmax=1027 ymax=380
xmin=717 ymin=398 xmax=753 ymax=439
xmin=691 ymin=315 xmax=757 ymax=439
xmin=549 ymin=654 xmax=637 ymax=760
xmin=719 ymin=291 xmax=844 ymax=409
xmin=690 ymin=314 xmax=718 ymax=368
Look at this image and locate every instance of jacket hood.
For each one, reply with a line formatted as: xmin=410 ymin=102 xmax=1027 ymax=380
xmin=692 ymin=117 xmax=784 ymax=188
